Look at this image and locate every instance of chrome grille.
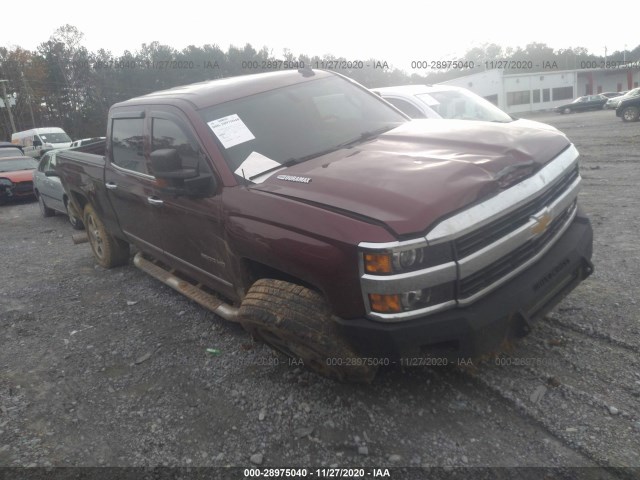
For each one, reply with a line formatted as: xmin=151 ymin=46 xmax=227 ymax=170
xmin=459 ymin=201 xmax=577 ymax=298
xmin=455 ymin=165 xmax=579 ymax=258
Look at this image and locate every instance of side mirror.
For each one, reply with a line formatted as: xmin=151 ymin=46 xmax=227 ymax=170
xmin=33 ymin=139 xmax=42 ymax=147
xmin=150 ymin=149 xmax=198 ymax=180
xmin=150 ymin=148 xmax=215 ymax=196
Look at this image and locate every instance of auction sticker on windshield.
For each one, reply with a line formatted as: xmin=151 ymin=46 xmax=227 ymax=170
xmin=234 ymin=151 xmax=282 ymax=183
xmin=207 ymin=114 xmax=255 ymax=149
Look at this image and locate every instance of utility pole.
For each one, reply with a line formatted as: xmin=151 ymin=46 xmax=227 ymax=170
xmin=21 ymin=71 xmax=36 ymax=128
xmin=0 ymin=80 xmax=17 ymax=134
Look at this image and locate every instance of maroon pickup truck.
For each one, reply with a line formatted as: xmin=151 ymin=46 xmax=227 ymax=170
xmin=56 ymin=69 xmax=593 ymax=382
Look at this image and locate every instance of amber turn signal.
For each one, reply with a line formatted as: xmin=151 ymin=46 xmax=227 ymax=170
xmin=369 ymin=293 xmax=402 ymax=313
xmin=364 ymin=253 xmax=392 ymax=274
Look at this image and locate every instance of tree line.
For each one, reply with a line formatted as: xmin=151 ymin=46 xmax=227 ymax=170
xmin=1 ymin=25 xmax=638 ymax=141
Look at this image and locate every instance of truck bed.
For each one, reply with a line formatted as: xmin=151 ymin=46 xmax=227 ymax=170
xmin=56 ymin=140 xmax=121 ymax=236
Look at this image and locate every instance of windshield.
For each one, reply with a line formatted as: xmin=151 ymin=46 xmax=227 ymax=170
xmin=0 ymin=147 xmax=25 ymax=158
xmin=416 ymin=89 xmax=513 ymax=122
xmin=199 ymin=75 xmax=407 ymax=178
xmin=0 ymin=158 xmax=39 ymax=172
xmin=40 ymin=132 xmax=71 ymax=144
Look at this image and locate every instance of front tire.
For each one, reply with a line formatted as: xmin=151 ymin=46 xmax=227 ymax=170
xmin=239 ymin=279 xmax=378 ymax=383
xmin=563 ymin=107 xmax=572 ymax=114
xmin=83 ymin=203 xmax=129 ymax=268
xmin=621 ymin=106 xmax=639 ymax=122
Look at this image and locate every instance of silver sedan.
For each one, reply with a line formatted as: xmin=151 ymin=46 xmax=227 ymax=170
xmin=32 ymin=150 xmax=84 ymax=229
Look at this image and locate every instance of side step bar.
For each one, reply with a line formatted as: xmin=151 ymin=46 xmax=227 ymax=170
xmin=133 ymin=252 xmax=240 ymax=323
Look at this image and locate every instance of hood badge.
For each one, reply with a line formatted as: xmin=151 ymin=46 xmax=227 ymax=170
xmin=276 ymin=174 xmax=312 ymax=184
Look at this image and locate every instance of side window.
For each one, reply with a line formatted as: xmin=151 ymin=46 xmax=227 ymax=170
xmin=38 ymin=154 xmax=50 ymax=172
xmin=151 ymin=118 xmax=203 ymax=171
xmin=385 ymin=98 xmax=427 ymax=119
xmin=111 ymin=118 xmax=147 ymax=174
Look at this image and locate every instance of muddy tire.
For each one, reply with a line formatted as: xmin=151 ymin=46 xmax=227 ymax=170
xmin=239 ymin=279 xmax=377 ymax=383
xmin=83 ymin=203 xmax=129 ymax=268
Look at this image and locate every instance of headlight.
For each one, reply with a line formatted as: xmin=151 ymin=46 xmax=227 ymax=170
xmin=360 ymin=242 xmax=456 ymax=316
xmin=363 ymin=243 xmax=451 ymax=275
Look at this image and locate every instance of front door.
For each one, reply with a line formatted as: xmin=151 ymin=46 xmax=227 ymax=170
xmin=148 ymin=109 xmax=234 ymax=297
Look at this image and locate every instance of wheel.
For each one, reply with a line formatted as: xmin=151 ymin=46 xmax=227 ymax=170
xmin=37 ymin=192 xmax=55 ymax=217
xmin=83 ymin=203 xmax=129 ymax=268
xmin=65 ymin=200 xmax=84 ymax=230
xmin=239 ymin=279 xmax=378 ymax=383
xmin=563 ymin=107 xmax=571 ymax=114
xmin=621 ymin=106 xmax=639 ymax=122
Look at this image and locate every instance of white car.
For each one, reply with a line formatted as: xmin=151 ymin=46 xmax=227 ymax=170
xmin=372 ymin=84 xmax=558 ymax=131
xmin=32 ymin=150 xmax=84 ymax=229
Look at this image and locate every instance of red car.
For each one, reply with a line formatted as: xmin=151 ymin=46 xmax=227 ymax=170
xmin=0 ymin=142 xmax=39 ymax=204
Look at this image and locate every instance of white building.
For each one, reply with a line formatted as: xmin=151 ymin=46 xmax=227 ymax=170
xmin=442 ymin=68 xmax=640 ymax=114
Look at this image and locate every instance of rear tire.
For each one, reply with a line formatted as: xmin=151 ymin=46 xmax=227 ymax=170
xmin=621 ymin=106 xmax=639 ymax=122
xmin=83 ymin=203 xmax=129 ymax=268
xmin=239 ymin=279 xmax=378 ymax=383
xmin=37 ymin=192 xmax=55 ymax=217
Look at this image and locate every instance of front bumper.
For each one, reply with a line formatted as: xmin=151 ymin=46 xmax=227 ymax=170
xmin=336 ymin=211 xmax=593 ymax=359
xmin=0 ymin=183 xmax=35 ymax=202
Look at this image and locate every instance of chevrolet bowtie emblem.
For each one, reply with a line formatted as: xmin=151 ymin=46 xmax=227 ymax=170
xmin=531 ymin=212 xmax=552 ymax=235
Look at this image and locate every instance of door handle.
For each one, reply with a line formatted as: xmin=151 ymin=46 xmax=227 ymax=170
xmin=147 ymin=196 xmax=164 ymax=206
xmin=105 ymin=182 xmax=118 ymax=190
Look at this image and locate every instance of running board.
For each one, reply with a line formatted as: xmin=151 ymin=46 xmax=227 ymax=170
xmin=133 ymin=252 xmax=240 ymax=323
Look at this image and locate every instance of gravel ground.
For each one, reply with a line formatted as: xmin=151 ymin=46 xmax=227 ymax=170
xmin=1 ymin=109 xmax=639 ymax=478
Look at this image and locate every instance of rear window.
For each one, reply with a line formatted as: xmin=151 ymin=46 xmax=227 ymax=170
xmin=0 ymin=147 xmax=25 ymax=158
xmin=0 ymin=158 xmax=39 ymax=172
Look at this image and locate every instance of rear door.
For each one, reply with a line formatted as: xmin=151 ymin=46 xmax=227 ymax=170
xmin=104 ymin=110 xmax=164 ymax=257
xmin=36 ymin=151 xmax=65 ymax=211
xmin=148 ymin=108 xmax=234 ymax=297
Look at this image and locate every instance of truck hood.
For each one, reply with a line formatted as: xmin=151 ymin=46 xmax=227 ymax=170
xmin=253 ymin=120 xmax=571 ymax=236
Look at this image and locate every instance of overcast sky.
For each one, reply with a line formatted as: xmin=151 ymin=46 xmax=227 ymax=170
xmin=1 ymin=0 xmax=634 ymax=73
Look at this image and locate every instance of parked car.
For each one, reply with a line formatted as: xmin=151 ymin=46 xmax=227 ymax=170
xmin=372 ymin=84 xmax=557 ymax=131
xmin=32 ymin=150 xmax=84 ymax=229
xmin=56 ymin=69 xmax=593 ymax=382
xmin=616 ymin=94 xmax=640 ymax=122
xmin=69 ymin=137 xmax=106 ymax=148
xmin=600 ymin=91 xmax=624 ymax=99
xmin=605 ymin=88 xmax=640 ymax=110
xmin=554 ymin=95 xmax=608 ymax=114
xmin=0 ymin=143 xmax=38 ymax=204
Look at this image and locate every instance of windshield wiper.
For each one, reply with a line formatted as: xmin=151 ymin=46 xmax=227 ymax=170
xmin=248 ymin=158 xmax=298 ymax=181
xmin=287 ymin=125 xmax=397 ymax=164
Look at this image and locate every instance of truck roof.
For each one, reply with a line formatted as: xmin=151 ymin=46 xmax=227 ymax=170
xmin=114 ymin=69 xmax=334 ymax=110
